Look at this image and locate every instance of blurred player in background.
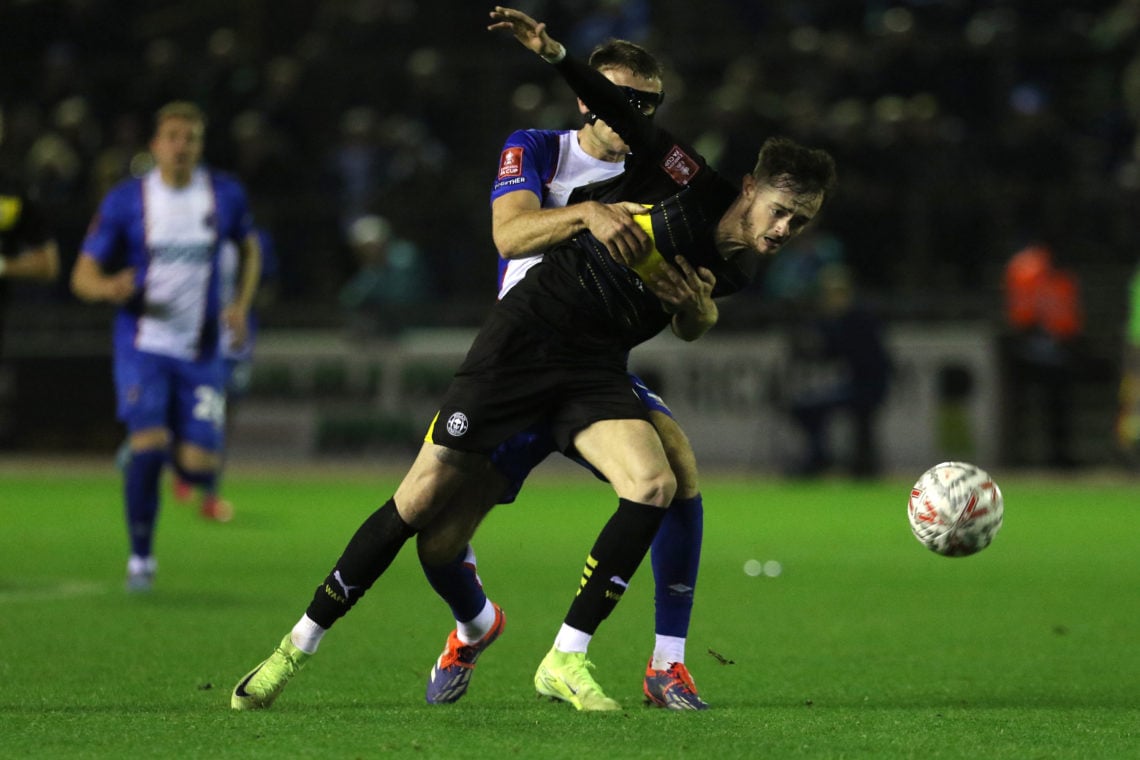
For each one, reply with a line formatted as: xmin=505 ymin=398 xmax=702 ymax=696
xmin=417 ymin=38 xmax=711 ymax=710
xmin=172 ymin=227 xmax=278 ymax=514
xmin=71 ymin=101 xmax=261 ymax=591
xmin=231 ymin=7 xmax=834 ymax=713
xmin=0 ymin=108 xmax=61 ymax=357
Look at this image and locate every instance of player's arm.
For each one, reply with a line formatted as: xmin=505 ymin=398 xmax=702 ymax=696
xmin=70 ymin=253 xmax=136 ymax=304
xmin=647 ymin=255 xmax=718 ymax=342
xmin=489 ymin=7 xmax=656 ymax=153
xmin=492 ymin=189 xmax=649 ymax=262
xmin=0 ymin=196 xmax=60 ymax=282
xmin=0 ymin=239 xmax=59 ymax=282
xmin=223 ymin=231 xmax=262 ymax=347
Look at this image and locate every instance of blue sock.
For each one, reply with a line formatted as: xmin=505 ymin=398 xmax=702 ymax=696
xmin=421 ymin=544 xmax=487 ymax=623
xmin=125 ymin=449 xmax=165 ymax=557
xmin=651 ymin=493 xmax=704 ymax=638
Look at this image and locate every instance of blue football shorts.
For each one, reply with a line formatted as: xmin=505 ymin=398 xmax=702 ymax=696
xmin=113 ymin=346 xmax=226 ymax=451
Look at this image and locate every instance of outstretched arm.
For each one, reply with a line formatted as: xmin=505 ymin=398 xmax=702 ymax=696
xmin=489 ymin=6 xmax=656 ymax=152
xmin=487 ymin=6 xmax=565 ymax=61
xmin=492 ymin=191 xmax=650 ymax=263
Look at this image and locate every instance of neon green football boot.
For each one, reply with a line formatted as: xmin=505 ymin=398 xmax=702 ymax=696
xmin=534 ymin=647 xmax=621 ymax=711
xmin=231 ymin=634 xmax=309 ymax=710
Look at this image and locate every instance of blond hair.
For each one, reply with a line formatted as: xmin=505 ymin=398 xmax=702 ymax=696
xmin=154 ymin=101 xmax=206 ymax=132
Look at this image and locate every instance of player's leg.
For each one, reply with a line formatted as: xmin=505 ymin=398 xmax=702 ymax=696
xmin=418 ymin=426 xmax=557 ymax=703
xmin=418 ymin=488 xmax=504 ymax=705
xmin=535 ymin=417 xmax=674 ymax=711
xmin=169 ymin=359 xmax=229 ymax=521
xmin=114 ymin=348 xmax=172 ymax=592
xmin=232 ymin=441 xmax=486 ymax=710
xmin=194 ymin=356 xmax=250 ymax=513
xmin=644 ymin=408 xmax=709 ymax=710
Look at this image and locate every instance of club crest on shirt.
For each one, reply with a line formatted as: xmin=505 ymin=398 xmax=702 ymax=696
xmin=497 ymin=147 xmax=524 ymax=180
xmin=661 ymin=145 xmax=700 ymax=185
xmin=446 ymin=412 xmax=469 ymax=437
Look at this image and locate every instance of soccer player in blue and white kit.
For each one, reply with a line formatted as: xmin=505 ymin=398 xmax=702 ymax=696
xmin=410 ymin=40 xmax=709 ymax=710
xmin=71 ymin=101 xmax=261 ymax=591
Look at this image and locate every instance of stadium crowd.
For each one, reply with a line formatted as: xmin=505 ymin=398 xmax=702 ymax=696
xmin=1 ymin=0 xmax=1139 ymax=337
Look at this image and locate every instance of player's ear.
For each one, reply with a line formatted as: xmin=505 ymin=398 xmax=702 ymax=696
xmin=740 ymin=173 xmax=756 ymax=197
xmin=577 ymin=98 xmax=589 ymax=116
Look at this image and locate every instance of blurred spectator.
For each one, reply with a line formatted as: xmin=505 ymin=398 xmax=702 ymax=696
xmin=1002 ymin=243 xmax=1084 ymax=468
xmin=339 ymin=214 xmax=431 ymax=337
xmin=764 ymin=226 xmax=847 ymax=314
xmin=783 ymin=264 xmax=892 ymax=478
xmin=327 ymin=107 xmax=385 ymax=234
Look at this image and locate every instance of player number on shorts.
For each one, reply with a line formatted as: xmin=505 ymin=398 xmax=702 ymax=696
xmin=193 ymin=386 xmax=226 ymax=428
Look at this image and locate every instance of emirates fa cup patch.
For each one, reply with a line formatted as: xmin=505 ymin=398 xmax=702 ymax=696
xmin=446 ymin=412 xmax=469 ymax=437
xmin=661 ymin=145 xmax=700 ymax=185
xmin=497 ymin=147 xmax=524 ymax=179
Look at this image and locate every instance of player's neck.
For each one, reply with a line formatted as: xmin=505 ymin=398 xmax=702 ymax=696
xmin=158 ymin=167 xmax=195 ymax=189
xmin=576 ymin=128 xmax=626 ymax=163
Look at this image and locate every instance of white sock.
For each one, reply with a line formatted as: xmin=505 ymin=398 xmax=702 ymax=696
xmin=127 ymin=555 xmax=156 ymax=574
xmin=290 ymin=614 xmax=326 ymax=655
xmin=553 ymin=624 xmax=591 ymax=654
xmin=652 ymin=634 xmax=686 ymax=670
xmin=456 ymin=599 xmax=496 ymax=644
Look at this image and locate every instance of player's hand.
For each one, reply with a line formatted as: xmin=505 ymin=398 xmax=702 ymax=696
xmin=223 ymin=304 xmax=249 ymax=349
xmin=104 ymin=268 xmax=137 ymax=304
xmin=588 ymin=201 xmax=651 ymax=266
xmin=649 ymin=255 xmax=716 ymax=317
xmin=488 ymin=7 xmax=562 ymax=59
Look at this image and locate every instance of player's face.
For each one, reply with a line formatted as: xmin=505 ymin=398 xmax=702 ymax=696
xmin=151 ymin=116 xmax=204 ymax=185
xmin=732 ymin=175 xmax=824 ymax=257
xmin=580 ymin=67 xmax=663 ymax=160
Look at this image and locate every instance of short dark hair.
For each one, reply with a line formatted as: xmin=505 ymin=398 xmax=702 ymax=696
xmin=752 ymin=136 xmax=837 ymax=198
xmin=587 ymin=39 xmax=662 ymax=81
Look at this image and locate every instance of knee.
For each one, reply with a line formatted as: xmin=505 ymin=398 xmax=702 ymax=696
xmin=176 ymin=444 xmax=219 ymax=474
xmin=129 ymin=428 xmax=170 ymax=453
xmin=661 ymin=438 xmax=699 ymax=498
xmin=628 ymin=468 xmax=676 ymax=507
xmin=652 ymin=415 xmax=700 ymax=498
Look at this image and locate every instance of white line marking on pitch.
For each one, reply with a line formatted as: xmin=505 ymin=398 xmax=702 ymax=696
xmin=0 ymin=581 xmax=108 ymax=602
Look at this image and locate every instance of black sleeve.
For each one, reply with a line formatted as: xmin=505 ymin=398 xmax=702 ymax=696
xmin=552 ymin=54 xmax=662 ymax=155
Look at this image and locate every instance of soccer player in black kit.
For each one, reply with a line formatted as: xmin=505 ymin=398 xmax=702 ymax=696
xmin=233 ymin=5 xmax=837 ymax=712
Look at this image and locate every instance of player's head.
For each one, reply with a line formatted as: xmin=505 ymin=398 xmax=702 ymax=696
xmin=150 ymin=101 xmax=206 ymax=186
xmin=578 ymin=39 xmax=664 ymax=161
xmin=721 ymin=136 xmax=837 ymax=257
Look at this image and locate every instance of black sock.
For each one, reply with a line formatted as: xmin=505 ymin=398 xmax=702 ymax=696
xmin=305 ymin=499 xmax=416 ymax=628
xmin=563 ymin=498 xmax=666 ymax=635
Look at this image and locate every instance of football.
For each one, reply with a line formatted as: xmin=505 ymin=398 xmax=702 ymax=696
xmin=907 ymin=461 xmax=1004 ymax=557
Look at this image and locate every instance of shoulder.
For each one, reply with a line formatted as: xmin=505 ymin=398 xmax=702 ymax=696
xmin=206 ymin=169 xmax=247 ymax=195
xmin=98 ymin=177 xmax=144 ymax=215
xmin=502 ymin=128 xmax=564 ymax=150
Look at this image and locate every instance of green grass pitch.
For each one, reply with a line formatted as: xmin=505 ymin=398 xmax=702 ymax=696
xmin=1 ymin=462 xmax=1136 ymax=758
